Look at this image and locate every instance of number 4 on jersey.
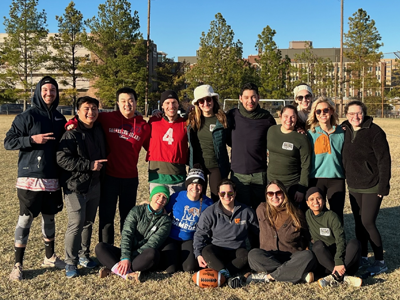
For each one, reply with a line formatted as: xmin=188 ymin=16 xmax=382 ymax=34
xmin=162 ymin=128 xmax=174 ymax=145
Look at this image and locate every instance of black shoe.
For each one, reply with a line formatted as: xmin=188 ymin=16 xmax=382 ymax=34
xmin=227 ymin=276 xmax=242 ymax=289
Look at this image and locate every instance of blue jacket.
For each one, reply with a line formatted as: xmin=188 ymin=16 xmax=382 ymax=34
xmin=188 ymin=120 xmax=230 ymax=179
xmin=4 ymin=77 xmax=66 ymax=179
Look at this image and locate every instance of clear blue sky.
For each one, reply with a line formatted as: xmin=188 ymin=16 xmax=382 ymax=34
xmin=0 ymin=0 xmax=398 ymax=60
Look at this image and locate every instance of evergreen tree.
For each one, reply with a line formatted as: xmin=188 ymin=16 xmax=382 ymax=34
xmin=344 ymin=8 xmax=382 ymax=100
xmin=0 ymin=0 xmax=49 ymax=110
xmin=80 ymin=0 xmax=146 ymax=108
xmin=184 ymin=13 xmax=254 ymax=101
xmin=255 ymin=25 xmax=291 ymax=99
xmin=48 ymin=1 xmax=87 ymax=112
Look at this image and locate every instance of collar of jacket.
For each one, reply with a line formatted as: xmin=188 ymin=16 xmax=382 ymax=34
xmin=342 ymin=115 xmax=373 ymax=131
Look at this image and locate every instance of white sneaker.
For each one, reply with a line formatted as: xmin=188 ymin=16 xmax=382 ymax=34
xmin=343 ymin=275 xmax=362 ymax=287
xmin=9 ymin=263 xmax=23 ymax=281
xmin=41 ymin=253 xmax=66 ymax=269
xmin=245 ymin=272 xmax=269 ymax=284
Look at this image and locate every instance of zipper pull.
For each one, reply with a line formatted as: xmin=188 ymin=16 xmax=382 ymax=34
xmin=37 ymin=156 xmax=42 ymax=168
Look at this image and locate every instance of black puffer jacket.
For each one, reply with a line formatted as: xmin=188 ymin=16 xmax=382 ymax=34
xmin=57 ymin=120 xmax=107 ymax=194
xmin=342 ymin=116 xmax=391 ymax=196
xmin=4 ymin=76 xmax=66 ymax=179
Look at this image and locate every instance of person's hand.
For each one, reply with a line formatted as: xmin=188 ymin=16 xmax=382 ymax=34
xmin=66 ymin=124 xmax=76 ymax=131
xmin=31 ymin=133 xmax=55 ymax=144
xmin=116 ymin=260 xmax=131 ymax=276
xmin=296 ymin=127 xmax=306 ymax=135
xmin=333 ymin=265 xmax=346 ymax=277
xmin=294 ymin=191 xmax=304 ymax=203
xmin=90 ymin=159 xmax=108 ymax=171
xmin=197 ymin=255 xmax=207 ymax=268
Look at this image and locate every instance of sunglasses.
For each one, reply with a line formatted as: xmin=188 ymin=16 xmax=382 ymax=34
xmin=219 ymin=191 xmax=234 ymax=198
xmin=316 ymin=108 xmax=330 ymax=115
xmin=198 ymin=97 xmax=213 ymax=105
xmin=296 ymin=94 xmax=312 ymax=101
xmin=266 ymin=190 xmax=284 ymax=198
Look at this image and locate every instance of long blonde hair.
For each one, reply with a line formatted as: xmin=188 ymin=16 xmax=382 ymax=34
xmin=306 ymin=97 xmax=338 ymax=132
xmin=265 ymin=180 xmax=302 ymax=230
xmin=187 ymin=96 xmax=227 ymax=130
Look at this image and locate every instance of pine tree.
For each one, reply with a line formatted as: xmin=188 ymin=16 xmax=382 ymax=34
xmin=255 ymin=25 xmax=291 ymax=99
xmin=184 ymin=13 xmax=254 ymax=101
xmin=80 ymin=0 xmax=147 ymax=108
xmin=344 ymin=8 xmax=382 ymax=100
xmin=48 ymin=1 xmax=87 ymax=112
xmin=0 ymin=0 xmax=49 ymax=110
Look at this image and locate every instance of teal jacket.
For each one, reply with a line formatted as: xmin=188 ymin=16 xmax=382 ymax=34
xmin=120 ymin=204 xmax=171 ymax=261
xmin=307 ymin=125 xmax=345 ymax=179
xmin=188 ymin=120 xmax=230 ymax=179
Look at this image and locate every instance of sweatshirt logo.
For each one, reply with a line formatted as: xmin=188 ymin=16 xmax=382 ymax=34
xmin=282 ymin=142 xmax=294 ymax=151
xmin=109 ymin=124 xmax=142 ymax=141
xmin=320 ymin=228 xmax=331 ymax=236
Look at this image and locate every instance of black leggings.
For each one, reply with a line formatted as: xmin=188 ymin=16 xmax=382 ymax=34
xmin=202 ymin=244 xmax=248 ymax=275
xmin=349 ymin=192 xmax=384 ymax=260
xmin=309 ymin=178 xmax=345 ymax=224
xmin=95 ymin=242 xmax=160 ymax=271
xmin=160 ymin=237 xmax=197 ymax=273
xmin=312 ymin=239 xmax=361 ymax=276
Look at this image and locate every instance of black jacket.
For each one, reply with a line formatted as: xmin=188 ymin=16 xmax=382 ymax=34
xmin=57 ymin=120 xmax=107 ymax=194
xmin=342 ymin=116 xmax=391 ymax=196
xmin=4 ymin=77 xmax=66 ymax=179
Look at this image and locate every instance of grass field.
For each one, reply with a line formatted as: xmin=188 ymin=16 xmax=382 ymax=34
xmin=0 ymin=115 xmax=399 ymax=300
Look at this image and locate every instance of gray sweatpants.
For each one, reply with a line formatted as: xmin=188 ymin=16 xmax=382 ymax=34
xmin=64 ymin=182 xmax=100 ymax=266
xmin=248 ymin=248 xmax=317 ymax=283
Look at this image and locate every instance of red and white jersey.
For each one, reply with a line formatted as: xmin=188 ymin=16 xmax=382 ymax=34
xmin=146 ymin=116 xmax=188 ymax=164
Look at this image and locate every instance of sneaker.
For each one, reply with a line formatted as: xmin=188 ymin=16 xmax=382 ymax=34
xmin=99 ymin=267 xmax=112 ymax=278
xmin=359 ymin=257 xmax=370 ymax=269
xmin=302 ymin=272 xmax=314 ymax=283
xmin=65 ymin=264 xmax=79 ymax=278
xmin=366 ymin=260 xmax=388 ymax=276
xmin=343 ymin=275 xmax=362 ymax=287
xmin=318 ymin=274 xmax=340 ymax=288
xmin=227 ymin=276 xmax=242 ymax=289
xmin=42 ymin=253 xmax=66 ymax=269
xmin=245 ymin=272 xmax=269 ymax=284
xmin=126 ymin=271 xmax=141 ymax=283
xmin=79 ymin=256 xmax=97 ymax=269
xmin=9 ymin=263 xmax=23 ymax=281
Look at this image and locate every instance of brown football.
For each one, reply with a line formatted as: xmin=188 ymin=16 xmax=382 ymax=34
xmin=192 ymin=268 xmax=226 ymax=288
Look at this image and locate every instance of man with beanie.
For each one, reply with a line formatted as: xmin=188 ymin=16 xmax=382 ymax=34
xmin=5 ymin=76 xmax=67 ymax=281
xmin=95 ymin=185 xmax=172 ymax=282
xmin=146 ymin=90 xmax=188 ymax=194
xmin=227 ymin=83 xmax=276 ymax=209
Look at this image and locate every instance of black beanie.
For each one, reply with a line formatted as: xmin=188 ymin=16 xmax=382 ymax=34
xmin=185 ymin=168 xmax=206 ymax=188
xmin=40 ymin=76 xmax=58 ymax=89
xmin=305 ymin=187 xmax=324 ymax=201
xmin=160 ymin=90 xmax=179 ymax=105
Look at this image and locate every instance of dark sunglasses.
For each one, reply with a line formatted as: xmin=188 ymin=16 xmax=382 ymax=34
xmin=219 ymin=191 xmax=234 ymax=198
xmin=316 ymin=108 xmax=330 ymax=115
xmin=296 ymin=94 xmax=312 ymax=101
xmin=266 ymin=190 xmax=284 ymax=198
xmin=198 ymin=97 xmax=213 ymax=105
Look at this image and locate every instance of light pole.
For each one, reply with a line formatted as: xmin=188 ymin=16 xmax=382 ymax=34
xmin=145 ymin=0 xmax=150 ymax=117
xmin=339 ymin=0 xmax=344 ymax=116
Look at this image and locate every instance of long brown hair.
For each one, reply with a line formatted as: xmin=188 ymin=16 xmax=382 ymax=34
xmin=187 ymin=97 xmax=228 ymax=130
xmin=265 ymin=180 xmax=302 ymax=230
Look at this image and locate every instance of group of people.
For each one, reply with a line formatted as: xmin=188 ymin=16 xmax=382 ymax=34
xmin=5 ymin=76 xmax=391 ymax=290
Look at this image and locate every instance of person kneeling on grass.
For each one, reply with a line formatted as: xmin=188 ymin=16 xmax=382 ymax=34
xmin=305 ymin=187 xmax=362 ymax=288
xmin=94 ymin=186 xmax=172 ymax=282
xmin=246 ymin=180 xmax=316 ymax=284
xmin=193 ymin=179 xmax=260 ymax=289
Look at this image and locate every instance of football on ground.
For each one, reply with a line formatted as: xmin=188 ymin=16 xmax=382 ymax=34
xmin=192 ymin=268 xmax=226 ymax=288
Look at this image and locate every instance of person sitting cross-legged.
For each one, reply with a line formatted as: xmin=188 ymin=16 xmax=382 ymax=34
xmin=305 ymin=187 xmax=362 ymax=288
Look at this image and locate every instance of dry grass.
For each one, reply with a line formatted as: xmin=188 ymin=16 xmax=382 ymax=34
xmin=0 ymin=115 xmax=399 ymax=300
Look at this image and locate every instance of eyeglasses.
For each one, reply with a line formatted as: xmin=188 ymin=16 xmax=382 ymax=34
xmin=198 ymin=97 xmax=213 ymax=105
xmin=219 ymin=191 xmax=234 ymax=198
xmin=296 ymin=94 xmax=312 ymax=101
xmin=316 ymin=108 xmax=330 ymax=115
xmin=347 ymin=112 xmax=363 ymax=117
xmin=266 ymin=190 xmax=284 ymax=198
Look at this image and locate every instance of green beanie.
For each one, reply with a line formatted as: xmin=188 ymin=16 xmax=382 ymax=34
xmin=149 ymin=185 xmax=170 ymax=203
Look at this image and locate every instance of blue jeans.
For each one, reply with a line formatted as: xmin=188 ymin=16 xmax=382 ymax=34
xmin=99 ymin=175 xmax=138 ymax=245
